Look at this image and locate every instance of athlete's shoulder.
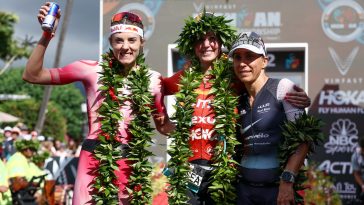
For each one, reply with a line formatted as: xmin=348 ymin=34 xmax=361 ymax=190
xmin=148 ymin=69 xmax=162 ymax=79
xmin=61 ymin=60 xmax=100 ymax=72
xmin=278 ymin=78 xmax=295 ymax=86
xmin=78 ymin=60 xmax=99 ymax=66
xmin=276 ymin=78 xmax=295 ymax=100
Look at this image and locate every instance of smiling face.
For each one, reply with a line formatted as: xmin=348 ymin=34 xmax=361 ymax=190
xmin=194 ymin=32 xmax=221 ymax=70
xmin=109 ymin=32 xmax=144 ymax=69
xmin=232 ymin=48 xmax=268 ymax=84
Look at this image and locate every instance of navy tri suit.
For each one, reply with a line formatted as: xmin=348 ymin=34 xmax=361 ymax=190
xmin=236 ymin=78 xmax=303 ymax=205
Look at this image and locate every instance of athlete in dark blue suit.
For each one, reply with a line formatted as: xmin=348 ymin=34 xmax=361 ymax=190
xmin=230 ymin=32 xmax=309 ymax=205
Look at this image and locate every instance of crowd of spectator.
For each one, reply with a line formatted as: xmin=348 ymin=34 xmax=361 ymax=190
xmin=0 ymin=122 xmax=81 ymax=204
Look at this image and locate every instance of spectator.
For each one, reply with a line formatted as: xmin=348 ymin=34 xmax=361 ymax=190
xmin=2 ymin=126 xmax=12 ymax=138
xmin=40 ymin=140 xmax=55 ymax=156
xmin=6 ymin=139 xmax=45 ymax=204
xmin=0 ymin=159 xmax=11 ymax=204
xmin=30 ymin=131 xmax=39 ymax=140
xmin=54 ymin=142 xmax=71 ymax=158
xmin=351 ymin=137 xmax=364 ymax=203
xmin=2 ymin=127 xmax=20 ymax=161
xmin=17 ymin=123 xmax=30 ymax=138
xmin=65 ymin=138 xmax=78 ymax=156
xmin=51 ymin=139 xmax=62 ymax=156
xmin=1 ymin=126 xmax=12 ymax=160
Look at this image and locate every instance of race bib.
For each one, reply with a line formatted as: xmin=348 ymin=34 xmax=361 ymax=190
xmin=187 ymin=164 xmax=209 ymax=193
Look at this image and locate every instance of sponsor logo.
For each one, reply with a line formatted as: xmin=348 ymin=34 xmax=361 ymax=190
xmin=324 ymin=119 xmax=358 ymax=155
xmin=324 ymin=77 xmax=363 ymax=85
xmin=195 ymin=99 xmax=211 ymax=109
xmin=240 ymin=109 xmax=247 ymax=115
xmin=192 ymin=116 xmax=215 ymax=125
xmin=333 ymin=182 xmax=357 ymax=195
xmin=193 ymin=3 xmax=237 ymax=27
xmin=318 ymin=160 xmax=353 ymax=175
xmin=328 ymin=46 xmax=359 ymax=76
xmin=284 ymin=53 xmax=301 ymax=70
xmin=241 ymin=119 xmax=262 ymax=134
xmin=257 ymin=103 xmax=270 ymax=114
xmin=190 ymin=128 xmax=217 ymax=141
xmin=321 ymin=0 xmax=364 ymax=43
xmin=319 ymin=90 xmax=364 ymax=106
xmin=193 ymin=2 xmax=281 ymax=40
xmin=238 ymin=10 xmax=282 ymax=40
xmin=245 ymin=133 xmax=269 ymax=141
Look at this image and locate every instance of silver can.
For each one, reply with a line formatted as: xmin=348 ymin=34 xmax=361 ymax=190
xmin=41 ymin=2 xmax=59 ymax=32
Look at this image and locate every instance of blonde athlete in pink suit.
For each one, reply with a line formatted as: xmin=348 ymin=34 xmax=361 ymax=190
xmin=23 ymin=3 xmax=174 ymax=205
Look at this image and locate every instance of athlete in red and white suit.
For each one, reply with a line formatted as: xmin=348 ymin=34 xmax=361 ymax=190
xmin=23 ymin=4 xmax=173 ymax=205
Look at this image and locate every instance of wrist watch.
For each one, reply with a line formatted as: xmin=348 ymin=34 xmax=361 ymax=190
xmin=280 ymin=170 xmax=296 ymax=183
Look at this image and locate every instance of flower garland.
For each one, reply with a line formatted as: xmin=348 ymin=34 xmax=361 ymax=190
xmin=167 ymin=55 xmax=239 ymax=204
xmin=279 ymin=112 xmax=325 ymax=204
xmin=93 ymin=50 xmax=154 ymax=204
xmin=303 ymin=163 xmax=342 ymax=205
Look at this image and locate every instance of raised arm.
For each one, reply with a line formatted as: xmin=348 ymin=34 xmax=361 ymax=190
xmin=23 ymin=3 xmax=61 ymax=84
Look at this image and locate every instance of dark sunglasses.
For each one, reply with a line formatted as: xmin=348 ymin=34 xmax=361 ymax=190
xmin=111 ymin=12 xmax=142 ymax=23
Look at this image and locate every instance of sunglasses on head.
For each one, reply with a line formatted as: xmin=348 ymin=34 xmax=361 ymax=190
xmin=237 ymin=33 xmax=266 ymax=51
xmin=111 ymin=12 xmax=142 ymax=24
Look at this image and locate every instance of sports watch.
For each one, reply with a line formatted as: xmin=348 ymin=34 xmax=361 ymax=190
xmin=280 ymin=170 xmax=296 ymax=183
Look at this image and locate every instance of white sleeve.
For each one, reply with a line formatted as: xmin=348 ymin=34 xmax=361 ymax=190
xmin=277 ymin=78 xmax=304 ymax=121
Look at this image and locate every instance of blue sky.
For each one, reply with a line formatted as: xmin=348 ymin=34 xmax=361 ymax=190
xmin=0 ymin=0 xmax=100 ymax=68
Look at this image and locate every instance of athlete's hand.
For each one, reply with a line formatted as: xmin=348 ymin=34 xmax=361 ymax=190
xmin=285 ymin=85 xmax=311 ymax=108
xmin=277 ymin=181 xmax=295 ymax=205
xmin=37 ymin=2 xmax=61 ymax=35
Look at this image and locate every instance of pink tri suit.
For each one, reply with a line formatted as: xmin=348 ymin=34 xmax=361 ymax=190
xmin=48 ymin=60 xmax=168 ymax=205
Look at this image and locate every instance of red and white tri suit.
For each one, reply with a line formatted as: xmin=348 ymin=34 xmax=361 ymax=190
xmin=48 ymin=60 xmax=168 ymax=205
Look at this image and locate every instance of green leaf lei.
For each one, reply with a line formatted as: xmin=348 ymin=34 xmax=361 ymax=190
xmin=93 ymin=50 xmax=154 ymax=204
xmin=208 ymin=55 xmax=240 ymax=204
xmin=279 ymin=112 xmax=325 ymax=204
xmin=176 ymin=10 xmax=236 ymax=59
xmin=167 ymin=58 xmax=203 ymax=205
xmin=167 ymin=55 xmax=239 ymax=204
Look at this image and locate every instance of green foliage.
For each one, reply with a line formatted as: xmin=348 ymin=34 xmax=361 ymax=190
xmin=0 ymin=12 xmax=35 ymax=62
xmin=127 ymin=55 xmax=155 ymax=204
xmin=209 ymin=55 xmax=239 ymax=204
xmin=167 ymin=55 xmax=239 ymax=204
xmin=0 ymin=12 xmax=18 ymax=61
xmin=93 ymin=51 xmax=154 ymax=204
xmin=15 ymin=139 xmax=40 ymax=151
xmin=279 ymin=112 xmax=325 ymax=204
xmin=0 ymin=99 xmax=67 ymax=140
xmin=176 ymin=10 xmax=236 ymax=59
xmin=167 ymin=62 xmax=202 ymax=205
xmin=51 ymin=84 xmax=84 ymax=139
xmin=32 ymin=150 xmax=51 ymax=166
xmin=0 ymin=68 xmax=84 ymax=140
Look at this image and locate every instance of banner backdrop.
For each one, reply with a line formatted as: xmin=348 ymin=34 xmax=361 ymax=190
xmin=102 ymin=1 xmax=364 ymax=203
